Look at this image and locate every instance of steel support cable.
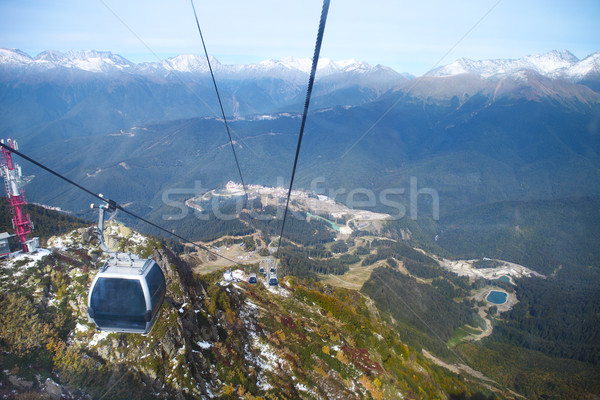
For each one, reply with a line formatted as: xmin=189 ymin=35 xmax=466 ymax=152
xmin=275 ymin=0 xmax=330 ymax=263
xmin=189 ymin=0 xmax=249 ymax=200
xmin=0 ymin=142 xmax=244 ymax=267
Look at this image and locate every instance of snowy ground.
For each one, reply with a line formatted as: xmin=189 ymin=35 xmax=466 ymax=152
xmin=47 ymin=233 xmax=85 ymax=250
xmin=1 ymin=248 xmax=51 ymax=276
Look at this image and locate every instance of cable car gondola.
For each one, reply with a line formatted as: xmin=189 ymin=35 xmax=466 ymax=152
xmin=248 ymin=273 xmax=257 ymax=284
xmin=268 ymin=269 xmax=278 ymax=286
xmin=87 ymin=201 xmax=166 ymax=334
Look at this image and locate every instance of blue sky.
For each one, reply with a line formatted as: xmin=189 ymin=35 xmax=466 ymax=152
xmin=1 ymin=0 xmax=598 ymax=75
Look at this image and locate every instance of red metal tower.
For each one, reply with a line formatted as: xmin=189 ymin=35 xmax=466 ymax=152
xmin=0 ymin=138 xmax=34 ymax=252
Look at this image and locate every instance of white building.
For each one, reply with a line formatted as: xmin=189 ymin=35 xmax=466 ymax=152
xmin=0 ymin=232 xmax=12 ymax=258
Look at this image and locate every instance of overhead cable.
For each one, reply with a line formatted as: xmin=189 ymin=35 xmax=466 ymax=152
xmin=189 ymin=0 xmax=249 ymax=199
xmin=275 ymin=0 xmax=330 ymax=261
xmin=0 ymin=142 xmax=244 ymax=267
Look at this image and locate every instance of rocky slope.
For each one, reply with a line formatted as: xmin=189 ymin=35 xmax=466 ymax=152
xmin=0 ymin=222 xmax=507 ymax=399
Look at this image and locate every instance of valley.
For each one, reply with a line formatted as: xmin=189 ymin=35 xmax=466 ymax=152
xmin=1 ymin=45 xmax=600 ymax=399
xmin=177 ymin=183 xmax=534 ymax=354
xmin=0 ymin=219 xmax=512 ymax=399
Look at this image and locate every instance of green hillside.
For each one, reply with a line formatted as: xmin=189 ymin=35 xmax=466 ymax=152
xmin=433 ymin=197 xmax=600 ymax=275
xmin=0 ymin=197 xmax=89 ymax=246
xmin=20 ymin=95 xmax=600 ymax=220
xmin=0 ymin=225 xmax=504 ymax=399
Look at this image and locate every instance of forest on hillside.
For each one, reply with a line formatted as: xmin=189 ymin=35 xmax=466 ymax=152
xmin=0 ymin=198 xmax=89 ymax=247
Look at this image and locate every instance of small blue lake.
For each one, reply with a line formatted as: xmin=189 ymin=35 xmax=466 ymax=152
xmin=486 ymin=290 xmax=508 ymax=305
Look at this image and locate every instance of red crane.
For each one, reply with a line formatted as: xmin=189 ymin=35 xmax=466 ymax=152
xmin=0 ymin=138 xmax=34 ymax=253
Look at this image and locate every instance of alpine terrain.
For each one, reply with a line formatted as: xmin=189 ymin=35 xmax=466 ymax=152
xmin=1 ymin=47 xmax=600 ymax=399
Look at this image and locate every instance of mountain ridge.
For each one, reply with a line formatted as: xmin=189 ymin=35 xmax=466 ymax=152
xmin=427 ymin=49 xmax=600 ymax=82
xmin=0 ymin=48 xmax=398 ymax=80
xmin=4 ymin=48 xmax=599 ymax=86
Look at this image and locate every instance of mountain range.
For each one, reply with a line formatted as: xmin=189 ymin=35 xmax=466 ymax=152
xmin=427 ymin=49 xmax=600 ymax=80
xmin=1 ymin=48 xmax=599 ymax=216
xmin=3 ymin=48 xmax=598 ymax=81
xmin=0 ymin=48 xmax=399 ymax=78
xmin=2 ymin=48 xmax=600 ymax=399
xmin=1 ymin=48 xmax=599 ymax=146
xmin=0 ymin=48 xmax=408 ymax=146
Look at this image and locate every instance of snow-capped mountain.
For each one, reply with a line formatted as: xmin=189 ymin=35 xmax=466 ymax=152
xmin=426 ymin=49 xmax=600 ymax=82
xmin=0 ymin=49 xmax=134 ymax=73
xmin=0 ymin=48 xmax=409 ymax=147
xmin=156 ymin=54 xmax=396 ymax=80
xmin=2 ymin=47 xmax=598 ymax=85
xmin=0 ymin=48 xmax=34 ymax=66
xmin=565 ymin=51 xmax=600 ymax=80
xmin=2 ymin=47 xmax=597 ymax=151
xmin=0 ymin=48 xmax=391 ymax=80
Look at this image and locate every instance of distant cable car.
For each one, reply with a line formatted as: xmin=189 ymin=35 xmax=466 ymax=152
xmin=87 ymin=201 xmax=166 ymax=334
xmin=268 ymin=270 xmax=278 ymax=286
xmin=248 ymin=273 xmax=257 ymax=284
xmin=259 ymin=266 xmax=265 ymax=275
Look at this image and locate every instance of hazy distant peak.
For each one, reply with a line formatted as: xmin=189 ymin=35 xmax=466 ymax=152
xmin=519 ymin=49 xmax=579 ymax=75
xmin=279 ymin=56 xmax=313 ymax=72
xmin=425 ymin=49 xmax=600 ymax=82
xmin=564 ymin=50 xmax=600 ymax=80
xmin=35 ymin=50 xmax=67 ymax=63
xmin=0 ymin=48 xmax=33 ymax=64
xmin=244 ymin=56 xmax=377 ymax=76
xmin=0 ymin=49 xmax=387 ymax=78
xmin=160 ymin=54 xmax=221 ymax=73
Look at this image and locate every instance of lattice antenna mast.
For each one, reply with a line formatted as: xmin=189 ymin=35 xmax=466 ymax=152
xmin=0 ymin=138 xmax=34 ymax=252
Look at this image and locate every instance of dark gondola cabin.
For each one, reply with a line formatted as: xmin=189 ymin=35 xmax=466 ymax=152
xmin=87 ymin=256 xmax=165 ymax=334
xmin=249 ymin=273 xmax=257 ymax=284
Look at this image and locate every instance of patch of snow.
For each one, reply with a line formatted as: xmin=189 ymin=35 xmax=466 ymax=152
xmin=264 ymin=281 xmax=290 ymax=297
xmin=231 ymin=269 xmax=246 ymax=281
xmin=179 ymin=302 xmax=189 ymax=313
xmin=296 ymin=383 xmax=309 ymax=392
xmin=197 ymin=341 xmax=212 ymax=350
xmin=244 ymin=300 xmax=258 ymax=309
xmin=47 ymin=233 xmax=81 ymax=250
xmin=89 ymin=330 xmax=110 ymax=347
xmin=221 ymin=270 xmax=234 ymax=282
xmin=75 ymin=323 xmax=90 ymax=333
xmin=253 ymin=336 xmax=282 ymax=373
xmin=8 ymin=248 xmax=51 ymax=269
